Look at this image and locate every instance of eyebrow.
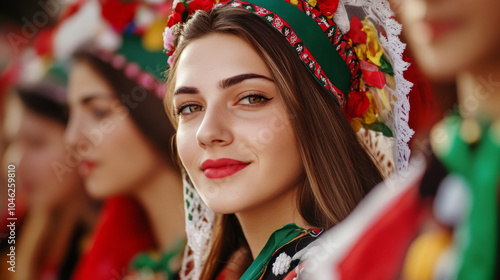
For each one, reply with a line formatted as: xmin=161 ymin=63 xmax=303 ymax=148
xmin=79 ymin=94 xmax=112 ymax=105
xmin=173 ymin=73 xmax=274 ymax=95
xmin=173 ymin=86 xmax=199 ymax=96
xmin=219 ymin=73 xmax=274 ymax=89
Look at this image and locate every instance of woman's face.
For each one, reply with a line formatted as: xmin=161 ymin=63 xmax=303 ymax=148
xmin=15 ymin=107 xmax=83 ymax=209
xmin=172 ymin=33 xmax=304 ymax=214
xmin=66 ymin=61 xmax=165 ymax=199
xmin=395 ymin=0 xmax=500 ymax=80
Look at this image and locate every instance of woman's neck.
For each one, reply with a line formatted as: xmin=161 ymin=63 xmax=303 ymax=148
xmin=135 ymin=166 xmax=185 ymax=250
xmin=457 ymin=60 xmax=500 ymax=120
xmin=235 ymin=185 xmax=308 ymax=259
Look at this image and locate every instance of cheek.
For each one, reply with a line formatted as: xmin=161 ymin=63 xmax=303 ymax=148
xmin=32 ymin=146 xmax=73 ymax=203
xmin=468 ymin=8 xmax=500 ymax=57
xmin=247 ymin=112 xmax=295 ymax=153
xmin=93 ymin=117 xmax=161 ymax=195
xmin=176 ymin=125 xmax=199 ymax=170
xmin=29 ymin=145 xmax=67 ymax=183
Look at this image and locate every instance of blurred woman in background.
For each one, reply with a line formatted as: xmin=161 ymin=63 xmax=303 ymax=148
xmin=3 ymin=82 xmax=99 ymax=280
xmin=66 ymin=49 xmax=185 ymax=280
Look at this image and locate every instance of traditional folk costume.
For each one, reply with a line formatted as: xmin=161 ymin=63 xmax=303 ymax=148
xmin=162 ymin=0 xmax=412 ymax=279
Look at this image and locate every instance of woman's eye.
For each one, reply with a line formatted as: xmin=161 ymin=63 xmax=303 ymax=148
xmin=177 ymin=104 xmax=204 ymax=115
xmin=92 ymin=108 xmax=110 ymax=119
xmin=239 ymin=94 xmax=273 ymax=105
xmin=27 ymin=138 xmax=46 ymax=150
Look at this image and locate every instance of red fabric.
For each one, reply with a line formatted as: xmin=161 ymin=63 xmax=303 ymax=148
xmin=403 ymin=51 xmax=441 ymax=143
xmin=337 ymin=183 xmax=426 ymax=280
xmin=71 ymin=196 xmax=156 ymax=280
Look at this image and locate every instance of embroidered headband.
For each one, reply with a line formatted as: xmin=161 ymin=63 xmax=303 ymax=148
xmin=165 ymin=0 xmax=361 ymax=106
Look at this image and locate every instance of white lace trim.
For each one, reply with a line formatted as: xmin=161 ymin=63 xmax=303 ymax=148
xmin=179 ymin=173 xmax=215 ymax=280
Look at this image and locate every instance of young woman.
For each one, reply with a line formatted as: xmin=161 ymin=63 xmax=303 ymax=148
xmin=3 ymin=83 xmax=99 ymax=280
xmin=65 ymin=50 xmax=186 ymax=280
xmin=51 ymin=1 xmax=186 ymax=278
xmin=397 ymin=0 xmax=500 ymax=278
xmin=162 ymin=0 xmax=411 ymax=279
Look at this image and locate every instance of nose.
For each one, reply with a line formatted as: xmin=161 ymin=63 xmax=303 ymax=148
xmin=64 ymin=111 xmax=84 ymax=150
xmin=196 ymin=107 xmax=233 ymax=149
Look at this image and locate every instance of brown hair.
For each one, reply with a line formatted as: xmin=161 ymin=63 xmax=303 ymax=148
xmin=164 ymin=7 xmax=383 ymax=279
xmin=74 ymin=51 xmax=177 ymax=167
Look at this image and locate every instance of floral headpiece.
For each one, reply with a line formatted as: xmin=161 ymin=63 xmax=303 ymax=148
xmin=163 ymin=0 xmax=413 ymax=173
xmin=163 ymin=0 xmax=413 ymax=279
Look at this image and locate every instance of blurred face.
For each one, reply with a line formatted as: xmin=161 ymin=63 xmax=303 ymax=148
xmin=172 ymin=33 xmax=304 ymax=214
xmin=16 ymin=107 xmax=82 ymax=209
xmin=395 ymin=0 xmax=500 ymax=80
xmin=66 ymin=61 xmax=166 ymax=199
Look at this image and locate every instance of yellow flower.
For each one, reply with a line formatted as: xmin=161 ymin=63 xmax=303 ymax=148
xmin=363 ymin=92 xmax=377 ymax=125
xmin=307 ymin=0 xmax=317 ymax=7
xmin=385 ymin=74 xmax=395 ymax=89
xmin=290 ymin=0 xmax=299 ymax=5
xmin=361 ymin=19 xmax=384 ymax=66
xmin=143 ymin=18 xmax=167 ymax=52
xmin=350 ymin=117 xmax=364 ymax=132
xmin=369 ymin=87 xmax=392 ymax=123
xmin=353 ymin=43 xmax=367 ymax=61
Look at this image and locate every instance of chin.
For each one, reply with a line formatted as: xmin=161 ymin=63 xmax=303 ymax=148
xmin=203 ymin=197 xmax=247 ymax=215
xmin=84 ymin=180 xmax=108 ymax=199
xmin=423 ymin=66 xmax=458 ymax=82
xmin=415 ymin=54 xmax=461 ymax=82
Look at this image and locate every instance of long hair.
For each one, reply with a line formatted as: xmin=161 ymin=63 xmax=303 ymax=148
xmin=164 ymin=8 xmax=383 ymax=279
xmin=73 ymin=51 xmax=177 ymax=167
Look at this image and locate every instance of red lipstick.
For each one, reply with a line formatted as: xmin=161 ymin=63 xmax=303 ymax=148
xmin=201 ymin=158 xmax=249 ymax=179
xmin=79 ymin=160 xmax=96 ymax=176
xmin=421 ymin=19 xmax=462 ymax=42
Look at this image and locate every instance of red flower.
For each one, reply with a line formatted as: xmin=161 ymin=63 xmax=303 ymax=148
xmin=175 ymin=2 xmax=186 ymax=14
xmin=168 ymin=12 xmax=183 ymax=27
xmin=157 ymin=1 xmax=173 ymax=17
xmin=347 ymin=16 xmax=367 ymax=44
xmin=187 ymin=0 xmax=215 ymax=13
xmin=344 ymin=90 xmax=370 ymax=122
xmin=317 ymin=0 xmax=339 ymax=17
xmin=100 ymin=0 xmax=140 ymax=32
xmin=360 ymin=60 xmax=386 ymax=89
xmin=34 ymin=28 xmax=53 ymax=56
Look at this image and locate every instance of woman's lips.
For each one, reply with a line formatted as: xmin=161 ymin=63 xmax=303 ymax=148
xmin=79 ymin=160 xmax=96 ymax=176
xmin=420 ymin=19 xmax=463 ymax=42
xmin=201 ymin=158 xmax=250 ymax=179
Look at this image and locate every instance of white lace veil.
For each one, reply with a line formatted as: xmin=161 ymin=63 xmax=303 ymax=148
xmin=178 ymin=1 xmax=413 ymax=279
